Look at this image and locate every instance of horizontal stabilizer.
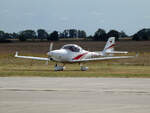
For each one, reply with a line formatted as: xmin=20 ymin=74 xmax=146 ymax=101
xmin=106 ymin=51 xmax=128 ymax=54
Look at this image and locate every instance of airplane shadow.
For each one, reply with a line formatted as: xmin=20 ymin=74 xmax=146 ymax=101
xmin=11 ymin=69 xmax=83 ymax=72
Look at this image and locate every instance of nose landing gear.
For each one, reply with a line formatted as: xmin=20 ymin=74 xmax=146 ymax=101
xmin=54 ymin=64 xmax=65 ymax=71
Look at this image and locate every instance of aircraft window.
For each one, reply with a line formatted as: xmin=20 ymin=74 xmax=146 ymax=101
xmin=63 ymin=46 xmax=80 ymax=52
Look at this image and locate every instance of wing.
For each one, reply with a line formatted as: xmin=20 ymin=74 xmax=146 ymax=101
xmin=15 ymin=52 xmax=49 ymax=61
xmin=71 ymin=56 xmax=135 ymax=62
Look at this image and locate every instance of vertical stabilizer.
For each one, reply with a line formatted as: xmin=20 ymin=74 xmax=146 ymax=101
xmin=103 ymin=37 xmax=115 ymax=54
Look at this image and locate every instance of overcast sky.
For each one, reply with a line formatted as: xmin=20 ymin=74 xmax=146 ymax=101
xmin=0 ymin=0 xmax=150 ymax=35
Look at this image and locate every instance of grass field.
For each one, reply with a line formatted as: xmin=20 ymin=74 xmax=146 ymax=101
xmin=0 ymin=40 xmax=150 ymax=77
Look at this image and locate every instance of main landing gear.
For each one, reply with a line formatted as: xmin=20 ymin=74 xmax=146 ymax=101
xmin=80 ymin=66 xmax=89 ymax=71
xmin=80 ymin=63 xmax=88 ymax=71
xmin=54 ymin=63 xmax=88 ymax=71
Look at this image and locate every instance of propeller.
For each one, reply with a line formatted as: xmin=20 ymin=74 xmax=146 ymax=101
xmin=49 ymin=42 xmax=53 ymax=52
xmin=45 ymin=42 xmax=53 ymax=65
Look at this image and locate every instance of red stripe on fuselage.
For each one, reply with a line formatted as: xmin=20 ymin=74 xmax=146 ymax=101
xmin=73 ymin=52 xmax=88 ymax=60
xmin=107 ymin=44 xmax=115 ymax=49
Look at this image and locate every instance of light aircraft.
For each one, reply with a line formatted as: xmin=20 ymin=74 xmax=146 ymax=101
xmin=15 ymin=37 xmax=136 ymax=71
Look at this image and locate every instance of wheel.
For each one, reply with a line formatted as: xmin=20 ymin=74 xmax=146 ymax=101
xmin=54 ymin=66 xmax=65 ymax=71
xmin=80 ymin=66 xmax=88 ymax=71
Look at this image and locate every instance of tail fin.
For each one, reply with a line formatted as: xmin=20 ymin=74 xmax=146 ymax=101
xmin=102 ymin=37 xmax=128 ymax=55
xmin=15 ymin=51 xmax=18 ymax=57
xmin=103 ymin=37 xmax=115 ymax=53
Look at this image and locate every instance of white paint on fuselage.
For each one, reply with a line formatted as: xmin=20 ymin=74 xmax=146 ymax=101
xmin=47 ymin=44 xmax=104 ymax=63
xmin=48 ymin=48 xmax=101 ymax=63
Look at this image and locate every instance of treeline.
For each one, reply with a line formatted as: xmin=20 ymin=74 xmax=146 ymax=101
xmin=0 ymin=28 xmax=150 ymax=42
xmin=132 ymin=29 xmax=150 ymax=41
xmin=88 ymin=28 xmax=150 ymax=41
xmin=0 ymin=29 xmax=87 ymax=42
xmin=0 ymin=29 xmax=60 ymax=42
xmin=88 ymin=29 xmax=128 ymax=41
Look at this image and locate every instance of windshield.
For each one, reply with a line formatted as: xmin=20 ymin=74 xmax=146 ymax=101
xmin=63 ymin=45 xmax=80 ymax=52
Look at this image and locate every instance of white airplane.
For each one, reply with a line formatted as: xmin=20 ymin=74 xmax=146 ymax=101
xmin=15 ymin=37 xmax=135 ymax=71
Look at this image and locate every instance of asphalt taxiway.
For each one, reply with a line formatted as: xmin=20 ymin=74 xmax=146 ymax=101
xmin=0 ymin=77 xmax=150 ymax=113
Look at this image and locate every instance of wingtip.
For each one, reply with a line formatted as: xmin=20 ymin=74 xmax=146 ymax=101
xmin=15 ymin=51 xmax=18 ymax=57
xmin=125 ymin=51 xmax=128 ymax=54
xmin=136 ymin=52 xmax=139 ymax=57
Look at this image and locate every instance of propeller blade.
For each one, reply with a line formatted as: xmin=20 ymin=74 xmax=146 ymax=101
xmin=49 ymin=42 xmax=53 ymax=52
xmin=46 ymin=42 xmax=53 ymax=65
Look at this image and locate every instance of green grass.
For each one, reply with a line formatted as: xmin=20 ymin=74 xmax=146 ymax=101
xmin=0 ymin=71 xmax=150 ymax=78
xmin=1 ymin=41 xmax=150 ymax=77
xmin=0 ymin=55 xmax=150 ymax=77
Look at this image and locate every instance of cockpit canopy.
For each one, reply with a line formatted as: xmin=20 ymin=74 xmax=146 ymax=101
xmin=61 ymin=44 xmax=82 ymax=52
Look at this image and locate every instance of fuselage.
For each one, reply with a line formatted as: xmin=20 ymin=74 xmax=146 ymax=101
xmin=47 ymin=44 xmax=101 ymax=63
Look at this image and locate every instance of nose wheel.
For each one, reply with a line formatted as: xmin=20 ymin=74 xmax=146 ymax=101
xmin=54 ymin=63 xmax=65 ymax=71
